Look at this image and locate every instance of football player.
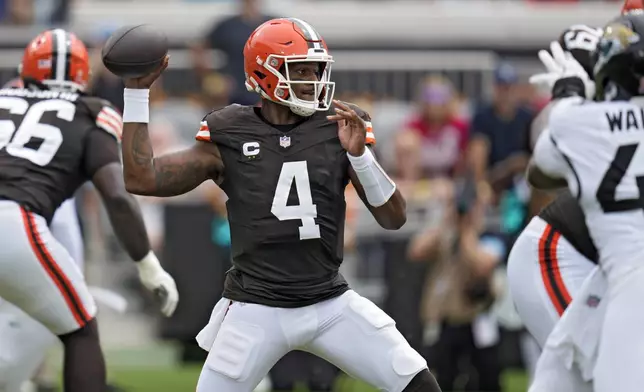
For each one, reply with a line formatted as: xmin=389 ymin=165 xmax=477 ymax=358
xmin=119 ymin=18 xmax=441 ymax=392
xmin=529 ymin=11 xmax=644 ymax=391
xmin=508 ymin=26 xmax=602 ymax=349
xmin=508 ymin=0 xmax=644 ymax=350
xmin=0 ymin=29 xmax=179 ymax=392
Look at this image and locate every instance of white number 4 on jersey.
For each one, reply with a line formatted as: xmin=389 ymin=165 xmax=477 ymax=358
xmin=271 ymin=161 xmax=321 ymax=240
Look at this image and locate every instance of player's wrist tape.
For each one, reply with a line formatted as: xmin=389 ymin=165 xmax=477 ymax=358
xmin=347 ymin=148 xmax=396 ymax=207
xmin=136 ymin=251 xmax=161 ymax=274
xmin=123 ymin=88 xmax=150 ymax=123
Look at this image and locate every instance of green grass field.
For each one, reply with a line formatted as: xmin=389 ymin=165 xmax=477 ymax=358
xmin=106 ymin=366 xmax=528 ymax=392
xmin=48 ymin=344 xmax=529 ymax=392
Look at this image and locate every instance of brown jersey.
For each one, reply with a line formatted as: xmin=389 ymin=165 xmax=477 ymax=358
xmin=196 ymin=102 xmax=375 ymax=307
xmin=0 ymin=86 xmax=121 ymax=222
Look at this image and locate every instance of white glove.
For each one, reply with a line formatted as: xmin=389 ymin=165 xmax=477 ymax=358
xmin=529 ymin=41 xmax=595 ymax=99
xmin=136 ymin=252 xmax=179 ymax=317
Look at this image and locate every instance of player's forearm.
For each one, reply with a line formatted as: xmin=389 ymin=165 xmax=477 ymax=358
xmin=368 ymin=189 xmax=407 ymax=230
xmin=122 ymin=122 xmax=213 ymax=197
xmin=122 ymin=122 xmax=157 ymax=194
xmin=348 ymin=150 xmax=407 ymax=230
xmin=102 ymin=191 xmax=151 ymax=261
xmin=526 ymin=160 xmax=568 ymax=190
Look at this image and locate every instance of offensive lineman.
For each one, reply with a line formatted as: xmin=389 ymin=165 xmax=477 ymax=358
xmin=0 ymin=29 xmax=179 ymax=392
xmin=119 ymin=18 xmax=441 ymax=392
xmin=530 ymin=11 xmax=644 ymax=391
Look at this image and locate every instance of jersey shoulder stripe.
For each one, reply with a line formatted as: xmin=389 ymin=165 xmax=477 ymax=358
xmin=96 ymin=106 xmax=122 ymax=141
xmin=195 ymin=120 xmax=210 ymax=142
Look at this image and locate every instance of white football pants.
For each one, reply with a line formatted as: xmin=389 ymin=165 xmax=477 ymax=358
xmin=0 ymin=199 xmax=85 ymax=392
xmin=196 ymin=290 xmax=428 ymax=392
xmin=507 ymin=216 xmax=596 ymax=348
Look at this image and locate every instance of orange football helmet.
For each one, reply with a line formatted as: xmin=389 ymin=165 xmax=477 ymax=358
xmin=622 ymin=0 xmax=644 ymax=14
xmin=20 ymin=29 xmax=90 ymax=92
xmin=244 ymin=18 xmax=334 ymax=116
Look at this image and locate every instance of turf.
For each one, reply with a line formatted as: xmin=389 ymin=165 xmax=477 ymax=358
xmin=104 ymin=366 xmax=529 ymax=392
xmin=49 ymin=344 xmax=530 ymax=391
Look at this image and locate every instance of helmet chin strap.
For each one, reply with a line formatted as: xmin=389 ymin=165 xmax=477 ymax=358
xmin=289 ymin=103 xmax=316 ymax=117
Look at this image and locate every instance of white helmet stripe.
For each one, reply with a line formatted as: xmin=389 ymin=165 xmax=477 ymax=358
xmin=288 ymin=18 xmax=323 ymax=49
xmin=52 ymin=29 xmax=67 ymax=82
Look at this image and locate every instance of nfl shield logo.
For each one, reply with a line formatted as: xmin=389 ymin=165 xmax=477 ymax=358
xmin=279 ymin=135 xmax=291 ymax=148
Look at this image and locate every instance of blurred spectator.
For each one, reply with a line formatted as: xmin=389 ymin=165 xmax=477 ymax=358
xmin=201 ymin=71 xmax=233 ymax=112
xmin=149 ymin=76 xmax=208 ymax=144
xmin=398 ymin=75 xmax=469 ymax=178
xmin=33 ymin=0 xmax=71 ymax=25
xmin=2 ymin=0 xmax=33 ymax=25
xmin=191 ymin=0 xmax=272 ymax=105
xmin=468 ymin=62 xmax=534 ymax=237
xmin=409 ymin=177 xmax=505 ymax=392
xmin=468 ymin=62 xmax=534 ymax=195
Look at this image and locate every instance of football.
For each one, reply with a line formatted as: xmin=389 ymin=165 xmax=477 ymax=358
xmin=101 ymin=24 xmax=168 ymax=79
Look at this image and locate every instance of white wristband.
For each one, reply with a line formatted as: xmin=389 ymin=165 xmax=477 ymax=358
xmin=136 ymin=251 xmax=161 ymax=273
xmin=123 ymin=88 xmax=150 ymax=123
xmin=348 ymin=148 xmax=396 ymax=207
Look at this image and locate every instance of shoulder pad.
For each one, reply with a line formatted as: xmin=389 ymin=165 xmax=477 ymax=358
xmin=196 ymin=104 xmax=246 ymax=143
xmin=78 ymin=96 xmax=122 ymax=141
xmin=335 ymin=101 xmax=376 ymax=145
xmin=548 ymin=96 xmax=589 ymax=140
xmin=558 ymin=25 xmax=602 ymax=77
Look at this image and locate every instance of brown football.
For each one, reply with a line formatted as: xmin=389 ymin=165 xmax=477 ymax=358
xmin=101 ymin=24 xmax=168 ymax=79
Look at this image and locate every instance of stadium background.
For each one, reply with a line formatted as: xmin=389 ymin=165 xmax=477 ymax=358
xmin=0 ymin=0 xmax=624 ymax=391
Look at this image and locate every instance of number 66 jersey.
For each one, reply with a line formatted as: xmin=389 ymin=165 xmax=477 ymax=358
xmin=197 ymin=103 xmax=376 ymax=308
xmin=0 ymin=86 xmax=122 ymax=223
xmin=534 ymin=96 xmax=644 ymax=278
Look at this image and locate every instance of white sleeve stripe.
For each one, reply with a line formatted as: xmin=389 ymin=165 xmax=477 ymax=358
xmin=98 ymin=107 xmax=122 ymax=125
xmin=97 ymin=113 xmax=121 ymax=131
xmin=366 ymin=132 xmax=375 ymax=139
xmin=97 ymin=115 xmax=122 ymax=139
xmin=196 ymin=130 xmax=210 ymax=138
xmin=100 ymin=106 xmax=122 ymax=121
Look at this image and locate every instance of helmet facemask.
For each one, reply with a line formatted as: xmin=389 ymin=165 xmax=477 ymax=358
xmin=251 ymin=49 xmax=335 ymax=117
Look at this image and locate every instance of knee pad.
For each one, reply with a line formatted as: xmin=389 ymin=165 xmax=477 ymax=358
xmin=205 ymin=321 xmax=264 ymax=382
xmin=347 ymin=293 xmax=427 ymax=378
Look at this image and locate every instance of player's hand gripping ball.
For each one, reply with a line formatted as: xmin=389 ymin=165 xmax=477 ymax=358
xmin=327 ymin=100 xmax=367 ymax=157
xmin=101 ymin=24 xmax=168 ymax=82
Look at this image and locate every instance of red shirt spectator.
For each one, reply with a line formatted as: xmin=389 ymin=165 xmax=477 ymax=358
xmin=402 ymin=76 xmax=469 ymax=177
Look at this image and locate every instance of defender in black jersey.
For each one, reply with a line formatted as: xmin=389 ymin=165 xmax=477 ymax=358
xmin=119 ymin=17 xmax=441 ymax=392
xmin=0 ymin=29 xmax=178 ymax=392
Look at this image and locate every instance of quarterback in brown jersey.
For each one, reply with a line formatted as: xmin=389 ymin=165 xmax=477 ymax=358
xmin=120 ymin=17 xmax=441 ymax=392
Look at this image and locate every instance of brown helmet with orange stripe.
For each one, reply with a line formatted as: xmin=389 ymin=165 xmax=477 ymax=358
xmin=19 ymin=29 xmax=90 ymax=92
xmin=243 ymin=18 xmax=335 ymax=117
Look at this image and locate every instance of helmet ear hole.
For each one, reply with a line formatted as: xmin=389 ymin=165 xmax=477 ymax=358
xmin=253 ymin=70 xmax=267 ymax=80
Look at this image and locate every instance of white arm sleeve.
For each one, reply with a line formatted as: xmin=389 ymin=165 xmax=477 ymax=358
xmin=533 ymin=128 xmax=569 ymax=179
